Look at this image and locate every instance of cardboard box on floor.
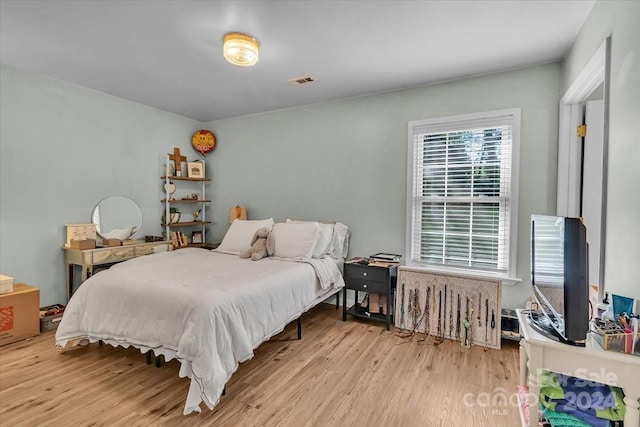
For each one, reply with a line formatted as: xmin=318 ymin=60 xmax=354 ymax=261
xmin=0 ymin=284 xmax=40 ymax=346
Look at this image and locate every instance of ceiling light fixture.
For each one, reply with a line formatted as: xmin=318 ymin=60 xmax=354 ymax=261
xmin=223 ymin=32 xmax=259 ymax=67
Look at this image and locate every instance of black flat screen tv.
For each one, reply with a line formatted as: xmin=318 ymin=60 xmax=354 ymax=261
xmin=530 ymin=214 xmax=589 ymax=346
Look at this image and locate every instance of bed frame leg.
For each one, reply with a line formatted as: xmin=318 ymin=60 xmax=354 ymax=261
xmin=336 ymin=292 xmax=340 ymax=309
xmin=297 ymin=317 xmax=302 ymax=340
xmin=155 ymin=354 xmax=163 ymax=368
xmin=146 ymin=351 xmax=152 ymax=365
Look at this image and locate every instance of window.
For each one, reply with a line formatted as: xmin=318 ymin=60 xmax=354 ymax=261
xmin=406 ymin=109 xmax=520 ymax=276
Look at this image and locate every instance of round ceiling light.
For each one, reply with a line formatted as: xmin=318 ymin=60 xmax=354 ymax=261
xmin=223 ymin=32 xmax=259 ymax=67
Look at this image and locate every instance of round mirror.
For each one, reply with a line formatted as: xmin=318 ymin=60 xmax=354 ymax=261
xmin=91 ymin=196 xmax=143 ymax=240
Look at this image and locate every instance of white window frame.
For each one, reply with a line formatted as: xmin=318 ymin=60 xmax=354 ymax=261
xmin=405 ymin=108 xmax=521 ymax=280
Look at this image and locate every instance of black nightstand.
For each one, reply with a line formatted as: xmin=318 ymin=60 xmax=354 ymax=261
xmin=342 ymin=262 xmax=397 ymax=330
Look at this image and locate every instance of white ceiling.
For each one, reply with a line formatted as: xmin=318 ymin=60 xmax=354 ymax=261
xmin=0 ymin=0 xmax=595 ymax=122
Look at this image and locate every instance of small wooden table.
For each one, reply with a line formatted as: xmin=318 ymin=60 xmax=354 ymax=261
xmin=62 ymin=240 xmax=171 ymax=302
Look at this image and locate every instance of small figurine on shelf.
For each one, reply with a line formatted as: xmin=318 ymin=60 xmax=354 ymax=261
xmin=180 ymin=193 xmax=201 ymax=201
xmin=193 ymin=209 xmax=201 ymax=221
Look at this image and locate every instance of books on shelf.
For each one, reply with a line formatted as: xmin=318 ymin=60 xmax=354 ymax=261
xmin=368 ymin=261 xmax=393 ymax=268
xmin=369 ymin=253 xmax=402 ymax=263
xmin=170 ymin=231 xmax=190 ymax=248
xmin=369 ymin=252 xmax=402 ymax=267
xmin=346 ymin=254 xmax=401 ymax=268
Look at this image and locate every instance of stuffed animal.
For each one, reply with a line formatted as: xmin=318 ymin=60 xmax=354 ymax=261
xmin=239 ymin=227 xmax=270 ymax=261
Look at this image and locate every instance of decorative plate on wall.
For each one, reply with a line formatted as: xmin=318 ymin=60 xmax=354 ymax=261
xmin=163 ymin=181 xmax=176 ymax=195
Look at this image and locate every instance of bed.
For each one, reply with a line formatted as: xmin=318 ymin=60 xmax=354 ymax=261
xmin=55 ymin=218 xmax=348 ymax=415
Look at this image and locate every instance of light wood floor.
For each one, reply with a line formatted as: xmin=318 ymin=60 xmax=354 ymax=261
xmin=0 ymin=304 xmax=521 ymax=426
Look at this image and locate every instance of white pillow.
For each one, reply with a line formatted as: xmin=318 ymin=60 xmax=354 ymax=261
xmin=216 ymin=218 xmax=274 ymax=255
xmin=328 ymin=222 xmax=349 ymax=259
xmin=285 ymin=218 xmax=334 ymax=258
xmin=270 ymin=222 xmax=320 ymax=260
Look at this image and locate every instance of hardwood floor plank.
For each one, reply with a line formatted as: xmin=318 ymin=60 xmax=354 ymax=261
xmin=0 ymin=304 xmax=520 ymax=426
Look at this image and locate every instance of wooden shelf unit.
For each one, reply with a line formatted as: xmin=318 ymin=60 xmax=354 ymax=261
xmin=161 ymin=175 xmax=211 ymax=182
xmin=161 ymin=221 xmax=212 ymax=227
xmin=162 ymin=199 xmax=212 ymax=204
xmin=162 ymin=155 xmax=211 ymax=249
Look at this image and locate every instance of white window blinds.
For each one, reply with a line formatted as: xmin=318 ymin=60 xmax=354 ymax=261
xmin=407 ymin=110 xmax=520 ymax=274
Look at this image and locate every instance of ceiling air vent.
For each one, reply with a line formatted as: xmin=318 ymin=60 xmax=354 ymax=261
xmin=287 ymin=76 xmax=315 ymax=86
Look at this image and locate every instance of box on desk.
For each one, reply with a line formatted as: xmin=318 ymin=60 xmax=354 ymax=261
xmin=0 ymin=284 xmax=40 ymax=346
xmin=592 ymin=320 xmax=640 ymax=356
xmin=0 ymin=274 xmax=14 ymax=294
xmin=70 ymin=238 xmax=96 ymax=250
xmin=102 ymin=238 xmax=122 ymax=247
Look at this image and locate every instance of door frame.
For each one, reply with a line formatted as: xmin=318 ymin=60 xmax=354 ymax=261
xmin=556 ymin=37 xmax=611 ymax=302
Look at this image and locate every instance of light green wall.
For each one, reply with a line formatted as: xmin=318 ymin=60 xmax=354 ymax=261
xmin=205 ymin=63 xmax=562 ymax=308
xmin=3 ymin=2 xmax=635 ymax=312
xmin=0 ymin=64 xmax=201 ymax=305
xmin=562 ymin=0 xmax=640 ymax=301
xmin=1 ymin=61 xmax=566 ymax=310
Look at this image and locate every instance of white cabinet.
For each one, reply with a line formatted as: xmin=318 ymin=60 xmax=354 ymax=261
xmin=517 ymin=309 xmax=640 ymax=427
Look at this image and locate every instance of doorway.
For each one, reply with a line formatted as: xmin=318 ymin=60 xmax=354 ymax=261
xmin=581 ymin=98 xmax=604 ymax=292
xmin=556 ymin=37 xmax=610 ymax=302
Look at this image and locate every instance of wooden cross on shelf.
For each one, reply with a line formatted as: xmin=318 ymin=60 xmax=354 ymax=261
xmin=168 ymin=147 xmax=186 ymax=176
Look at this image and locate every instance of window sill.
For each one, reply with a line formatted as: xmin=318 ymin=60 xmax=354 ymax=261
xmin=401 ymin=264 xmax=522 ymax=286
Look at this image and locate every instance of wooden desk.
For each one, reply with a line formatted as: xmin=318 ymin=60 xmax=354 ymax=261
xmin=62 ymin=240 xmax=171 ymax=302
xmin=517 ymin=309 xmax=640 ymax=427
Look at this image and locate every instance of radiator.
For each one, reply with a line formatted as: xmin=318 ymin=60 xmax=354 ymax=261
xmin=395 ymin=267 xmax=502 ymax=349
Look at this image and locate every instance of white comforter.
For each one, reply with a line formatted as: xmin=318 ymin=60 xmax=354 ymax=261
xmin=55 ymin=249 xmax=344 ymax=415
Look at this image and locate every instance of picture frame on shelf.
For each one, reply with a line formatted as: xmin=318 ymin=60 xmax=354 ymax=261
xmin=187 ymin=161 xmax=204 ymax=178
xmin=192 ymin=231 xmax=203 ymax=244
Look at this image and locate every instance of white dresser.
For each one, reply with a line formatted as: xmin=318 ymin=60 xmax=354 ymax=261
xmin=517 ymin=309 xmax=640 ymax=427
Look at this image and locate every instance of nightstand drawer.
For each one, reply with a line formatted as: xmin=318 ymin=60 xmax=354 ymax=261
xmin=345 ymin=279 xmax=387 ymax=294
xmin=344 ymin=265 xmax=389 ymax=282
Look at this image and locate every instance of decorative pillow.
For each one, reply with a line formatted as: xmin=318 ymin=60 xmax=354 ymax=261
xmin=216 ymin=218 xmax=274 ymax=255
xmin=269 ymin=222 xmax=320 ymax=260
xmin=328 ymin=222 xmax=349 ymax=259
xmin=285 ymin=218 xmax=335 ymax=258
